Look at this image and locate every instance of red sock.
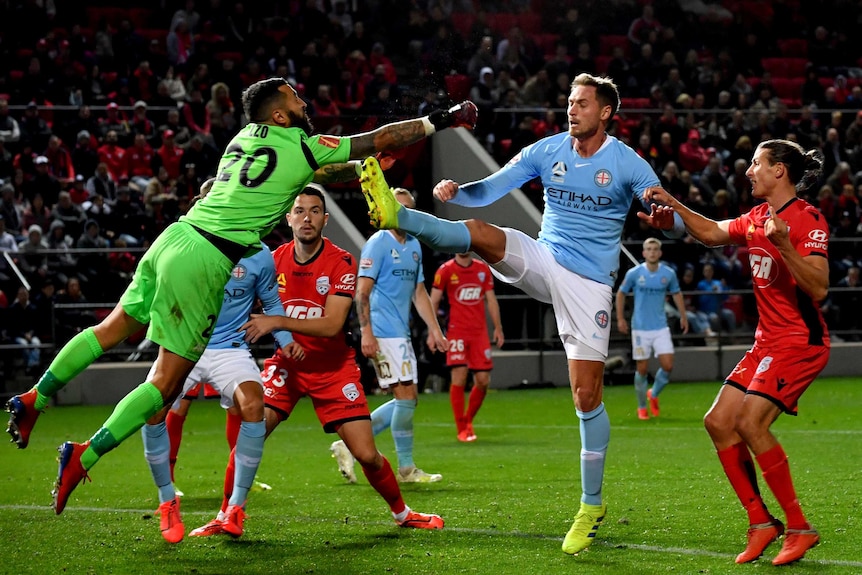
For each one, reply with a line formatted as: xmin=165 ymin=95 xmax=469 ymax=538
xmin=449 ymin=385 xmax=466 ymax=432
xmin=466 ymin=385 xmax=487 ymax=423
xmin=221 ymin=447 xmax=235 ymax=514
xmin=362 ymin=455 xmax=406 ymax=515
xmin=226 ymin=412 xmax=242 ymax=450
xmin=717 ymin=442 xmax=771 ymax=525
xmin=165 ymin=411 xmax=186 ymax=483
xmin=756 ymin=444 xmax=808 ymax=530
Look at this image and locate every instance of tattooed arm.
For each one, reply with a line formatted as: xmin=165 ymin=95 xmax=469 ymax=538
xmin=345 ymin=101 xmax=479 ymax=159
xmin=313 ymin=161 xmax=362 ymax=184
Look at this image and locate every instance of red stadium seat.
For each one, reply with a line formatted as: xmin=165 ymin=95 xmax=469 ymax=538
xmin=621 ymin=97 xmax=651 ymax=110
xmin=599 ymin=35 xmax=630 ymax=58
xmin=771 ymin=77 xmax=804 ymax=99
xmin=263 ymin=29 xmax=290 ymax=45
xmin=215 ymin=51 xmax=244 ymax=64
xmin=487 ymin=13 xmax=519 ymax=36
xmin=518 ymin=12 xmax=542 ymax=34
xmin=444 ymin=74 xmax=472 ymax=102
xmin=533 ymin=33 xmax=561 ymax=56
xmin=761 ymin=57 xmax=809 ymax=78
xmin=777 ymin=38 xmax=808 ymax=57
xmin=450 ymin=12 xmax=475 ymax=39
xmin=594 ymin=55 xmax=612 ymax=75
xmin=9 ymin=70 xmax=23 ymax=82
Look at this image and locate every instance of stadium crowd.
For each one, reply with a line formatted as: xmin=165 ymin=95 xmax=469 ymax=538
xmin=1 ymin=0 xmax=862 ymax=371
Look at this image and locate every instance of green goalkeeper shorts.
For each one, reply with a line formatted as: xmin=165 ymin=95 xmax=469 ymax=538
xmin=120 ymin=222 xmax=235 ymax=362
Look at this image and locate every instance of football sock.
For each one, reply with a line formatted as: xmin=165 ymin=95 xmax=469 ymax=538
xmin=756 ymin=444 xmax=808 ymax=529
xmin=33 ymin=327 xmax=104 ymax=409
xmin=226 ymin=411 xmax=242 ymax=449
xmin=449 ymin=384 xmax=466 ymax=432
xmin=398 ymin=208 xmax=472 ymax=254
xmin=391 ymin=399 xmax=417 ymax=470
xmin=466 ymin=385 xmax=487 ymax=422
xmin=371 ymin=398 xmax=396 ymax=436
xmin=82 ymin=382 xmax=164 ymax=470
xmin=165 ymin=410 xmax=185 ymax=482
xmin=652 ymin=368 xmax=670 ymax=397
xmin=577 ymin=403 xmax=609 ymax=506
xmin=717 ymin=442 xmax=771 ymax=524
xmin=142 ymin=421 xmax=176 ymax=504
xmin=229 ymin=421 xmax=266 ymax=508
xmin=362 ymin=455 xmax=406 ymax=515
xmin=634 ymin=372 xmax=648 ymax=409
xmin=222 ymin=448 xmax=235 ymax=513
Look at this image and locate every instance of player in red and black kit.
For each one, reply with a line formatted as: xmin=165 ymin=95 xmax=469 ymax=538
xmin=188 ymin=186 xmax=443 ymax=536
xmin=642 ymin=140 xmax=828 ymax=566
xmin=430 ymin=253 xmax=504 ymax=442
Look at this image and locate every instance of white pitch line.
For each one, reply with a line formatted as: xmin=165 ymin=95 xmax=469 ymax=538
xmin=3 ymin=505 xmax=860 ymax=568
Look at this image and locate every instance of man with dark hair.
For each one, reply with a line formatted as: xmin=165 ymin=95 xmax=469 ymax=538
xmin=6 ymin=77 xmax=477 ymax=539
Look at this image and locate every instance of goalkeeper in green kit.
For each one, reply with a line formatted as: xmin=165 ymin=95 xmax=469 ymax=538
xmin=5 ymin=77 xmax=478 ymax=518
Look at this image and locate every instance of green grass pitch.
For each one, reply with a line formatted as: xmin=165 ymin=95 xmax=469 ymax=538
xmin=1 ymin=378 xmax=861 ymax=575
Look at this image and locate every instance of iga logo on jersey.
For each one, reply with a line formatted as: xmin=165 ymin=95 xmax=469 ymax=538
xmin=456 ymin=283 xmax=483 ymax=304
xmin=748 ymin=247 xmax=780 ymax=288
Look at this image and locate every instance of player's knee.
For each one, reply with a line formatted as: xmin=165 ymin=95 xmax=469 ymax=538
xmin=354 ymin=446 xmax=383 ymax=469
xmin=573 ymin=385 xmax=602 ymax=412
xmin=703 ymin=409 xmax=730 ymax=437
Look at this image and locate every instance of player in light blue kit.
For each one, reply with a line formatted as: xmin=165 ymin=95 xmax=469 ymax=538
xmin=615 ymin=238 xmax=688 ymax=420
xmin=351 ymin=187 xmax=448 ymax=484
xmin=141 ymin=178 xmax=303 ymax=543
xmin=357 ymin=73 xmax=685 ymax=554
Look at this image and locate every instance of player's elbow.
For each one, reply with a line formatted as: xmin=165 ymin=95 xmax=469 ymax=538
xmin=811 ymin=285 xmax=828 ymax=303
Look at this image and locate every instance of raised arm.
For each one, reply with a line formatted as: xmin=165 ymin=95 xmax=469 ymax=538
xmin=640 ymin=187 xmax=734 ymax=247
xmin=345 ymin=101 xmax=478 ymax=159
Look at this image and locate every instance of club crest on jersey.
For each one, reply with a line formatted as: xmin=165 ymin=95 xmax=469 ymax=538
xmin=316 ymin=275 xmax=330 ymax=295
xmin=360 ymin=258 xmax=373 ymax=269
xmin=756 ymin=356 xmax=773 ymax=374
xmin=594 ymin=169 xmax=612 ymax=187
xmin=231 ymin=264 xmax=247 ymax=280
xmin=342 ymin=383 xmax=360 ymax=401
xmin=413 ymin=251 xmax=420 ymax=262
xmin=551 ymin=161 xmax=567 ymax=183
xmin=746 ymin=222 xmax=756 ymax=240
xmin=318 ymin=135 xmax=339 ymax=149
xmin=478 ymin=272 xmax=486 ymax=282
xmin=595 ymin=309 xmax=609 ymax=328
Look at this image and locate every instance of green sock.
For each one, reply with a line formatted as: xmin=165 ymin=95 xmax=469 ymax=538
xmin=34 ymin=328 xmax=104 ymax=410
xmin=81 ymin=382 xmax=164 ymax=470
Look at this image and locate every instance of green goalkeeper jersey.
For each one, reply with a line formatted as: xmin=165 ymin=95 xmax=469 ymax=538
xmin=182 ymin=123 xmax=350 ymax=247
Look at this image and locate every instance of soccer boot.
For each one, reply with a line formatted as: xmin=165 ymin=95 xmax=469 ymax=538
xmin=397 ymin=510 xmax=444 ymax=530
xmin=465 ymin=422 xmax=477 ymax=442
xmin=647 ymin=389 xmax=660 ymax=417
xmin=637 ymin=407 xmax=649 ymax=420
xmin=772 ymin=528 xmax=820 ymax=566
xmin=397 ymin=467 xmax=443 ymax=483
xmin=251 ymin=480 xmax=272 ymax=492
xmin=457 ymin=429 xmax=471 ymax=442
xmin=156 ymin=496 xmax=184 ymax=543
xmin=330 ymin=439 xmax=357 ymax=483
xmin=562 ymin=502 xmax=607 ymax=555
xmin=359 ymin=156 xmax=401 ymax=229
xmin=52 ymin=441 xmax=91 ymax=514
xmin=6 ymin=389 xmax=41 ymax=449
xmin=221 ymin=504 xmax=246 ymax=538
xmin=735 ymin=518 xmax=784 ymax=563
xmin=190 ymin=516 xmax=225 ymax=537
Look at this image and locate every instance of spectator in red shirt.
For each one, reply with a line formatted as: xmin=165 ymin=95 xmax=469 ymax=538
xmin=97 ymin=130 xmax=127 ymax=182
xmin=678 ymin=129 xmax=711 ymax=174
xmin=125 ymin=133 xmax=155 ymax=190
xmin=155 ymin=130 xmax=183 ymax=180
xmin=44 ymin=135 xmax=75 ymax=186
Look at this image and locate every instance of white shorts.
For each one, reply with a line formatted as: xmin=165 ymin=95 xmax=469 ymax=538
xmin=371 ymin=337 xmax=418 ymax=388
xmin=490 ymin=228 xmax=611 ymax=361
xmin=146 ymin=347 xmax=263 ymax=410
xmin=631 ymin=327 xmax=675 ymax=360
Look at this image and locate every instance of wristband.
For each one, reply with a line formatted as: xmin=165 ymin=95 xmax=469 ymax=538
xmin=427 ymin=109 xmax=453 ymax=132
xmin=422 ymin=116 xmax=438 ymax=136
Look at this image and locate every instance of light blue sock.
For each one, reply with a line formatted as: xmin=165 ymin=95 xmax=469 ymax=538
xmin=371 ymin=398 xmax=396 ymax=436
xmin=391 ymin=399 xmax=417 ymax=469
xmin=229 ymin=420 xmax=266 ymax=507
xmin=577 ymin=403 xmax=610 ymax=506
xmin=634 ymin=372 xmax=648 ymax=409
xmin=142 ymin=422 xmax=175 ymax=504
xmin=652 ymin=368 xmax=670 ymax=397
xmin=398 ymin=208 xmax=472 ymax=253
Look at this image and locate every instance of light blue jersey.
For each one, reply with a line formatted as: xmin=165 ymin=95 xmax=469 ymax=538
xmin=359 ymin=231 xmax=424 ymax=338
xmin=208 ymin=243 xmax=293 ymax=350
xmin=618 ymin=262 xmax=680 ymax=331
xmin=451 ymin=133 xmax=661 ymax=286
